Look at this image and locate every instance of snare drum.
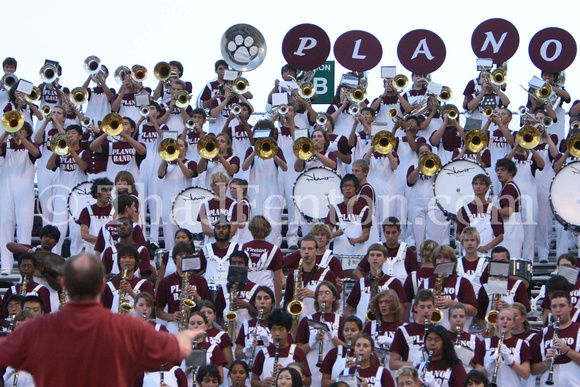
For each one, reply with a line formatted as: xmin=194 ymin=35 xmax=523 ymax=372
xmin=433 ymin=159 xmax=492 ymax=220
xmin=67 ymin=181 xmax=96 ymax=222
xmin=550 ymin=161 xmax=580 ymax=233
xmin=510 ymin=257 xmax=532 ymax=288
xmin=292 ymin=167 xmax=342 ymax=223
xmin=171 ymin=186 xmax=214 ymax=234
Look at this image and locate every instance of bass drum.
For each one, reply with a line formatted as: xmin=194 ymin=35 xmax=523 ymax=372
xmin=550 ymin=161 xmax=580 ymax=233
xmin=433 ymin=159 xmax=492 ymax=220
xmin=171 ymin=186 xmax=214 ymax=234
xmin=67 ymin=181 xmax=96 ymax=222
xmin=292 ymin=167 xmax=342 ymax=223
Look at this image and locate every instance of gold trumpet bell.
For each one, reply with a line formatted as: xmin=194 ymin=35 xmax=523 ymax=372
xmin=2 ymin=111 xmax=24 ymax=133
xmin=293 ymin=137 xmax=315 ymax=160
xmin=197 ymin=136 xmax=219 ymax=160
xmin=255 ymin=137 xmax=278 ymax=159
xmin=442 ymin=104 xmax=459 ymax=120
xmin=418 ymin=152 xmax=442 ymax=176
xmin=154 ymin=62 xmax=172 ymax=82
xmin=159 ymin=138 xmax=181 ymax=162
xmin=102 ymin=113 xmax=124 ymax=136
xmin=465 ymin=129 xmax=488 ymax=153
xmin=70 ymin=87 xmax=89 ymax=106
xmin=50 ymin=133 xmax=71 ymax=156
xmin=298 ymin=82 xmax=314 ymax=99
xmin=388 ymin=108 xmax=398 ymax=118
xmin=567 ymin=132 xmax=580 ymax=158
xmin=372 ymin=130 xmax=396 ymax=155
xmin=516 ymin=125 xmax=541 ymax=150
xmin=41 ymin=106 xmax=51 ymax=116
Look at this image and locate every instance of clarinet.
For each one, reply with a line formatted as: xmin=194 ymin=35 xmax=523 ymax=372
xmin=159 ymin=365 xmax=164 ymax=387
xmin=345 ymin=339 xmax=352 ymax=358
xmin=546 ymin=317 xmax=561 ymax=385
xmin=248 ymin=308 xmax=264 ymax=369
xmin=420 ymin=350 xmax=433 ymax=385
xmin=490 ymin=328 xmax=506 ymax=387
xmin=272 ymin=340 xmax=281 ymax=379
xmin=316 ymin=302 xmax=326 ymax=367
xmin=354 ymin=354 xmax=363 ymax=380
xmin=455 ymin=326 xmax=461 ymax=346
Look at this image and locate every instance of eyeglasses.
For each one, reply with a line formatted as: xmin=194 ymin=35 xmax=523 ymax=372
xmin=319 ymin=291 xmax=332 ymax=296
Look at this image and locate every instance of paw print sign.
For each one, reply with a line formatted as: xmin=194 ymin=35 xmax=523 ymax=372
xmin=220 ymin=24 xmax=267 ymax=72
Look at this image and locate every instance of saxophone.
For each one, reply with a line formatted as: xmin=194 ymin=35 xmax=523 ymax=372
xmin=365 ymin=268 xmax=382 ymax=321
xmin=20 ymin=275 xmax=29 ymax=296
xmin=179 ymin=271 xmax=196 ymax=331
xmin=430 ymin=274 xmax=444 ymax=324
xmin=225 ymin=283 xmax=238 ymax=342
xmin=287 ymin=258 xmax=304 ymax=316
xmin=59 ymin=287 xmax=67 ymax=309
xmin=118 ymin=265 xmax=132 ymax=314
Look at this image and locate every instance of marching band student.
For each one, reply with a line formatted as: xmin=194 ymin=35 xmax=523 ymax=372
xmin=429 ymin=109 xmax=465 ymax=164
xmin=155 ymin=229 xmax=197 ymax=288
xmin=354 ymin=217 xmax=419 ymax=285
xmin=111 ymin=75 xmax=149 ymax=124
xmin=89 ymin=117 xmax=147 ymax=181
xmin=320 ymin=315 xmax=363 ymax=387
xmin=363 ymin=289 xmax=405 ymax=369
xmin=451 ymin=137 xmax=492 ymax=168
xmin=419 ymin=245 xmax=478 ymax=330
xmin=348 ymin=107 xmax=375 ymax=162
xmin=325 ymin=174 xmax=372 ymax=265
xmin=241 ymin=216 xmax=284 ymax=308
xmin=198 ymin=172 xmax=238 ymax=245
xmin=390 ymin=290 xmax=436 ymax=371
xmin=447 ymin=303 xmax=480 ymax=373
xmin=229 ymin=360 xmax=250 ymax=387
xmin=153 ymin=60 xmax=193 ymax=101
xmin=463 ymin=70 xmax=510 ymax=122
xmin=326 ymin=81 xmax=364 ymax=138
xmin=158 ymin=79 xmax=193 ymax=132
xmin=133 ymin=291 xmax=167 ymax=331
xmin=156 ymin=242 xmax=214 ymax=334
xmin=1 ymin=254 xmax=51 ymax=316
xmin=222 ymin=102 xmax=253 ymax=167
xmin=77 ymin=178 xmax=114 ymax=255
xmin=100 ymin=217 xmax=154 ymax=279
xmin=455 ymin=228 xmax=488 ymax=295
xmin=22 ymin=295 xmax=45 ymax=318
xmin=455 ymin=175 xmax=504 ymax=253
xmin=223 ymin=251 xmax=260 ymax=339
xmin=101 ymin=245 xmax=154 ymax=313
xmin=294 ymin=127 xmax=337 ymax=172
xmin=1 ymin=294 xmax=23 ymax=330
xmin=510 ymin=302 xmax=538 ymax=387
xmin=210 ymin=76 xmax=253 ymax=136
xmin=395 ymin=366 xmax=421 ymax=387
xmin=200 ymin=300 xmax=234 ymax=368
xmin=338 ymin=333 xmax=395 ymax=387
xmin=416 ymin=326 xmax=467 ymax=387
xmin=0 ymin=57 xmax=16 ymax=110
xmin=506 ymin=137 xmax=545 ymax=262
xmin=234 ymin=286 xmax=276 ymax=364
xmin=319 ymin=113 xmax=352 ymax=176
xmin=370 ymin=76 xmax=412 ymax=130
xmin=230 ymin=178 xmax=252 ymax=245
xmin=284 ymin=236 xmax=338 ymax=319
xmin=114 ymin=171 xmax=141 ymax=222
xmin=529 ymin=71 xmax=570 ymax=143
xmin=346 ymin=244 xmax=407 ymax=323
xmin=474 ymin=308 xmax=531 ymax=385
xmin=242 ymin=120 xmax=287 ymax=246
xmin=186 ymin=312 xmax=228 ymax=384
xmin=46 ymin=124 xmax=90 ymax=256
xmin=495 ymin=158 xmax=524 ymax=259
xmin=198 ymin=132 xmax=240 ymax=188
xmin=403 ymin=240 xmax=438 ymax=312
xmin=180 ymin=107 xmax=207 ymax=165
xmin=2 ymin=309 xmax=35 ymax=387
xmin=352 ymin=159 xmax=379 ymax=242
xmin=0 ymin=121 xmax=40 ymax=275
xmin=158 ymin=137 xmax=198 ymax=250
xmin=37 ymin=63 xmax=68 ymax=112
xmin=198 ymin=217 xmax=239 ymax=288
xmin=81 ymin=64 xmax=115 ymax=123
xmin=531 ymin=291 xmax=580 ymax=386
xmin=266 ymin=64 xmax=297 ymax=105
xmin=275 ymin=367 xmax=303 ymax=387
xmin=295 ymin=281 xmax=344 ymax=387
xmin=200 ymin=59 xmax=229 ymax=110
xmin=407 ymin=143 xmax=449 ymax=248
xmin=5 ymin=85 xmax=43 ymax=129
xmin=476 ymin=246 xmax=530 ymax=333
xmin=196 ymin=365 xmax=223 ymax=387
xmin=481 ymin=109 xmax=514 ymax=193
xmin=251 ymin=308 xmax=311 ymax=387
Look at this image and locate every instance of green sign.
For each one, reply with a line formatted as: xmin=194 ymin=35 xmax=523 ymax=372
xmin=311 ymin=61 xmax=335 ymax=105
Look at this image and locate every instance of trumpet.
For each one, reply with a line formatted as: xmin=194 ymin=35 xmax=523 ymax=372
xmin=50 ymin=133 xmax=71 ymax=156
xmin=25 ymin=87 xmax=41 ymax=103
xmin=131 ymin=65 xmax=148 ymax=82
xmin=231 ymin=103 xmax=242 ymax=116
xmin=437 ymin=86 xmax=452 ymax=103
xmin=277 ymin=104 xmax=289 ymax=115
xmin=465 ymin=129 xmax=488 ymax=153
xmin=546 ymin=316 xmax=560 ymax=385
xmin=491 ymin=67 xmax=507 ymax=86
xmin=225 ymin=283 xmax=238 ymax=342
xmin=41 ymin=106 xmax=52 ymax=117
xmin=174 ymin=90 xmax=190 ymax=109
xmin=159 ymin=138 xmax=180 ymax=162
xmin=482 ymin=106 xmax=495 ymax=117
xmin=139 ymin=106 xmax=150 ymax=118
xmin=543 ymin=116 xmax=553 ymax=127
xmin=293 ymin=137 xmax=315 ymax=161
xmin=388 ymin=108 xmax=399 ymax=118
xmin=298 ymin=82 xmax=315 ymax=99
xmin=40 ymin=63 xmax=58 ymax=84
xmin=316 ymin=114 xmax=328 ymax=127
xmin=372 ymin=131 xmax=396 ymax=155
xmin=392 ymin=74 xmax=409 ymax=92
xmin=83 ymin=56 xmax=101 ymax=75
xmin=102 ymin=113 xmax=124 ymax=136
xmin=114 ymin=65 xmax=131 ymax=85
xmin=255 ymin=137 xmax=278 ymax=160
xmin=516 ymin=125 xmax=541 ymax=150
xmin=567 ymin=132 xmax=580 ymax=158
xmin=1 ymin=73 xmax=18 ymax=91
xmin=430 ymin=274 xmax=444 ymax=324
xmin=348 ymin=104 xmax=360 ymax=116
xmin=70 ymin=87 xmax=89 ymax=106
xmin=418 ymin=152 xmax=442 ymax=177
xmin=154 ymin=61 xmax=172 ymax=82
xmin=2 ymin=111 xmax=24 ymax=133
xmin=490 ymin=328 xmax=506 ymax=387
xmin=442 ymin=104 xmax=459 ymax=120
xmin=233 ymin=77 xmax=249 ymax=94
xmin=118 ymin=265 xmax=132 ymax=314
xmin=185 ymin=117 xmax=197 ymax=130
xmin=81 ymin=116 xmax=92 ymax=128
xmin=179 ymin=272 xmax=195 ymax=331
xmin=197 ymin=135 xmax=219 ymax=160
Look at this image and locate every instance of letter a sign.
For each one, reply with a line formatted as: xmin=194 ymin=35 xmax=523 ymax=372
xmin=282 ymin=24 xmax=331 ymax=71
xmin=333 ymin=30 xmax=383 ymax=72
xmin=471 ymin=18 xmax=519 ymax=64
xmin=397 ymin=30 xmax=446 ymax=74
xmin=529 ymin=27 xmax=577 ymax=72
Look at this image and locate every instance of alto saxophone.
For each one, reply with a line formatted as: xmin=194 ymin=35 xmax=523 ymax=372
xmin=365 ymin=268 xmax=382 ymax=321
xmin=430 ymin=274 xmax=444 ymax=324
xmin=20 ymin=275 xmax=29 ymax=296
xmin=179 ymin=271 xmax=196 ymax=331
xmin=225 ymin=283 xmax=239 ymax=342
xmin=118 ymin=265 xmax=132 ymax=314
xmin=287 ymin=258 xmax=304 ymax=316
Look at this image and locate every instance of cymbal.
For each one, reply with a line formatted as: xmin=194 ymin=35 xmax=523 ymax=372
xmin=31 ymin=251 xmax=65 ymax=277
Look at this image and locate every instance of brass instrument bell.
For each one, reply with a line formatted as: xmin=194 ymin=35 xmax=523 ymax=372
xmin=197 ymin=135 xmax=220 ymax=160
xmin=174 ymin=90 xmax=190 ymax=109
xmin=516 ymin=125 xmax=541 ymax=150
xmin=2 ymin=111 xmax=24 ymax=133
xmin=293 ymin=137 xmax=315 ymax=161
xmin=83 ymin=56 xmax=101 ymax=75
xmin=534 ymin=82 xmax=553 ymax=100
xmin=567 ymin=132 xmax=580 ymax=158
xmin=298 ymin=82 xmax=314 ymax=99
xmin=131 ymin=65 xmax=148 ymax=82
xmin=159 ymin=138 xmax=181 ymax=162
xmin=465 ymin=129 xmax=488 ymax=153
xmin=418 ymin=152 xmax=442 ymax=176
xmin=350 ymin=87 xmax=366 ymax=103
xmin=372 ymin=131 xmax=396 ymax=155
xmin=102 ymin=113 xmax=124 ymax=136
xmin=39 ymin=64 xmax=58 ymax=84
xmin=392 ymin=74 xmax=408 ymax=91
xmin=1 ymin=73 xmax=18 ymax=91
xmin=70 ymin=87 xmax=89 ymax=106
xmin=154 ymin=62 xmax=172 ymax=82
xmin=491 ymin=67 xmax=507 ymax=86
xmin=233 ymin=77 xmax=250 ymax=94
xmin=114 ymin=66 xmax=131 ymax=85
xmin=50 ymin=133 xmax=71 ymax=156
xmin=437 ymin=86 xmax=452 ymax=103
xmin=25 ymin=87 xmax=41 ymax=103
xmin=255 ymin=137 xmax=278 ymax=160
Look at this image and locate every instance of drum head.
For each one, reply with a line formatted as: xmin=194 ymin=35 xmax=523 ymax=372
xmin=67 ymin=181 xmax=96 ymax=222
xmin=433 ymin=159 xmax=490 ymax=219
xmin=171 ymin=186 xmax=214 ymax=234
xmin=292 ymin=167 xmax=342 ymax=222
xmin=550 ymin=162 xmax=580 ymax=233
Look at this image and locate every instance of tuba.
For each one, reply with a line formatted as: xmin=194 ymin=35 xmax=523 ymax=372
xmin=83 ymin=56 xmax=101 ymax=75
xmin=516 ymin=125 xmax=541 ymax=150
xmin=197 ymin=135 xmax=219 ymax=159
xmin=118 ymin=265 xmax=132 ymax=314
xmin=465 ymin=129 xmax=488 ymax=153
xmin=50 ymin=133 xmax=71 ymax=156
xmin=102 ymin=113 xmax=124 ymax=136
xmin=159 ymin=138 xmax=180 ymax=162
xmin=70 ymin=87 xmax=89 ymax=106
xmin=418 ymin=152 xmax=442 ymax=176
xmin=293 ymin=137 xmax=315 ymax=161
xmin=372 ymin=131 xmax=396 ymax=155
xmin=255 ymin=137 xmax=278 ymax=160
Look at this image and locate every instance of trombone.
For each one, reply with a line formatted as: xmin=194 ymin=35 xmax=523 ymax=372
xmin=131 ymin=65 xmax=148 ymax=82
xmin=102 ymin=113 xmax=124 ymax=136
xmin=293 ymin=137 xmax=315 ymax=161
xmin=83 ymin=56 xmax=101 ymax=75
xmin=197 ymin=136 xmax=219 ymax=160
xmin=372 ymin=131 xmax=396 ymax=155
xmin=69 ymin=87 xmax=89 ymax=106
xmin=174 ymin=90 xmax=190 ymax=109
xmin=516 ymin=125 xmax=541 ymax=150
xmin=158 ymin=138 xmax=180 ymax=162
xmin=418 ymin=152 xmax=442 ymax=176
xmin=39 ymin=64 xmax=58 ymax=84
xmin=465 ymin=129 xmax=488 ymax=153
xmin=50 ymin=133 xmax=71 ymax=157
xmin=255 ymin=137 xmax=278 ymax=160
